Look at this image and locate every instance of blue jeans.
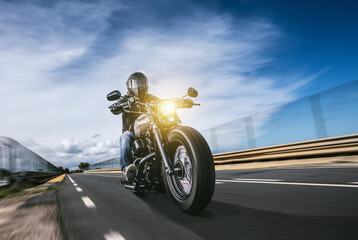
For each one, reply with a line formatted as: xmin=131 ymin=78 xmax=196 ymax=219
xmin=119 ymin=131 xmax=135 ymax=171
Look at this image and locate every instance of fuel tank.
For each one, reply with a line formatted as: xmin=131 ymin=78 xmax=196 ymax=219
xmin=134 ymin=114 xmax=151 ymax=137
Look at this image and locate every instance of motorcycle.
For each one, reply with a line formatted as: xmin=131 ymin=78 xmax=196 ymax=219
xmin=107 ymin=87 xmax=215 ymax=214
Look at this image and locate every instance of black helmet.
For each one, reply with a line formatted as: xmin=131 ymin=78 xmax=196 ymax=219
xmin=126 ymin=72 xmax=148 ymax=98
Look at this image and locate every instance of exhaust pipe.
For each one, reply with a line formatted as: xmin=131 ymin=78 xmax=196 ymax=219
xmin=134 ymin=152 xmax=155 ymax=191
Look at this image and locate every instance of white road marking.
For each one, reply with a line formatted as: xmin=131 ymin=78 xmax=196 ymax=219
xmin=216 ymin=179 xmax=358 ymax=188
xmin=215 ymin=182 xmax=224 ymax=184
xmin=82 ymin=196 xmax=96 ymax=208
xmin=76 ymin=187 xmax=83 ymax=192
xmin=279 ymin=166 xmax=358 ymax=170
xmin=349 ymin=182 xmax=358 ymax=185
xmin=73 ymin=183 xmax=78 ymax=186
xmin=87 ymin=174 xmax=121 ymax=178
xmin=234 ymin=178 xmax=282 ymax=182
xmin=104 ymin=231 xmax=125 ymax=240
xmin=68 ymin=175 xmax=75 ymax=183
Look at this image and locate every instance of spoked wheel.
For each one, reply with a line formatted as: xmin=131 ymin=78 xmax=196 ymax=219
xmin=163 ymin=126 xmax=215 ymax=214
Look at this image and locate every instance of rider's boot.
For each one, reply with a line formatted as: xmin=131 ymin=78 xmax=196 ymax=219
xmin=125 ymin=164 xmax=137 ymax=181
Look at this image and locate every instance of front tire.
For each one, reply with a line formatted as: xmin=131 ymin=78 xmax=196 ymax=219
xmin=162 ymin=126 xmax=215 ymax=214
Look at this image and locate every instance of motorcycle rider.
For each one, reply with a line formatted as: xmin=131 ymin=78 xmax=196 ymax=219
xmin=110 ymin=72 xmax=159 ymax=180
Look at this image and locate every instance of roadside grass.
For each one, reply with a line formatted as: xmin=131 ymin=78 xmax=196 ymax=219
xmin=0 ymin=183 xmax=63 ymax=199
xmin=0 ymin=183 xmax=36 ymax=199
xmin=46 ymin=184 xmax=63 ymax=192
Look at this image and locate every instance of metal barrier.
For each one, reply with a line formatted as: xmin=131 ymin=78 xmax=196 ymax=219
xmin=0 ymin=136 xmax=59 ymax=186
xmin=213 ymin=133 xmax=358 ymax=164
xmin=87 ymin=157 xmax=120 ymax=171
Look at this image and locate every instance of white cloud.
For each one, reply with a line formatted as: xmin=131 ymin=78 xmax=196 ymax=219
xmin=0 ymin=1 xmax=321 ymax=168
xmin=91 ymin=12 xmax=323 ymax=130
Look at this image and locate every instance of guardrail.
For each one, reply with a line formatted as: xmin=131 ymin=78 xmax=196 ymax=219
xmin=213 ymin=133 xmax=358 ymax=164
xmin=86 ymin=134 xmax=358 ymax=171
xmin=18 ymin=171 xmax=60 ymax=184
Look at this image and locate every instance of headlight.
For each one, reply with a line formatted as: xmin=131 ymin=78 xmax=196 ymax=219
xmin=159 ymin=100 xmax=177 ymax=117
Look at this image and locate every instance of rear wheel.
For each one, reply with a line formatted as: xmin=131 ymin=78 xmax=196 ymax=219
xmin=162 ymin=126 xmax=215 ymax=214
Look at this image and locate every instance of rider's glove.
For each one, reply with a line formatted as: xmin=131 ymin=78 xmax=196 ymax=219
xmin=109 ymin=101 xmax=123 ymax=115
xmin=182 ymin=98 xmax=194 ymax=108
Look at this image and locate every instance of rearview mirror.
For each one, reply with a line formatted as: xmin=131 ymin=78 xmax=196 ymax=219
xmin=188 ymin=87 xmax=198 ymax=98
xmin=107 ymin=90 xmax=121 ymax=101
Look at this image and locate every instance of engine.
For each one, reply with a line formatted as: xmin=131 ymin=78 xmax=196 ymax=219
xmin=133 ymin=139 xmax=146 ymax=157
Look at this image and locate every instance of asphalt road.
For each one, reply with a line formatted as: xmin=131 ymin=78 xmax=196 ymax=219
xmin=59 ymin=166 xmax=358 ymax=240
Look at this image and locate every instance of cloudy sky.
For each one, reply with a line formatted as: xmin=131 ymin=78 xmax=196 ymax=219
xmin=1 ymin=0 xmax=357 ymax=168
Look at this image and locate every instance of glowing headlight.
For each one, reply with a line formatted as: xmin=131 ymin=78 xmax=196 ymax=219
xmin=159 ymin=100 xmax=177 ymax=117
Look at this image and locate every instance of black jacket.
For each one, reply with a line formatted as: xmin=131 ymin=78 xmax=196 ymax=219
xmin=117 ymin=93 xmax=160 ymax=133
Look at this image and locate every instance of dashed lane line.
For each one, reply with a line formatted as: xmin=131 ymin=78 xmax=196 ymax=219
xmin=68 ymin=175 xmax=75 ymax=183
xmin=82 ymin=196 xmax=96 ymax=208
xmin=216 ymin=179 xmax=358 ymax=188
xmin=68 ymin=176 xmax=124 ymax=239
xmin=349 ymin=182 xmax=358 ymax=185
xmin=68 ymin=175 xmax=96 ymax=209
xmin=104 ymin=231 xmax=125 ymax=240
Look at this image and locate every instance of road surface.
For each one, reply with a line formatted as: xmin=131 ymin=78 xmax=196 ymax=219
xmin=59 ymin=165 xmax=358 ymax=240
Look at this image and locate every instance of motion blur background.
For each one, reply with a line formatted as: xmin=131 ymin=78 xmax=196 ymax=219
xmin=1 ymin=0 xmax=358 ymax=170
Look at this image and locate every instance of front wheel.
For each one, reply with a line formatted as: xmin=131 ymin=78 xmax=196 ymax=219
xmin=162 ymin=126 xmax=215 ymax=214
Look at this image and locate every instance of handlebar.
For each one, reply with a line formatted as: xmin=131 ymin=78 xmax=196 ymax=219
xmin=109 ymin=97 xmax=200 ymax=115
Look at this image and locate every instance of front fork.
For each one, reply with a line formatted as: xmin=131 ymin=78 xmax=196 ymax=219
xmin=147 ymin=107 xmax=174 ymax=175
xmin=152 ymin=125 xmax=174 ymax=175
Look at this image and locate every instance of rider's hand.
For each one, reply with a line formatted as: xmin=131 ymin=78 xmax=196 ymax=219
xmin=109 ymin=101 xmax=123 ymax=115
xmin=182 ymin=98 xmax=194 ymax=108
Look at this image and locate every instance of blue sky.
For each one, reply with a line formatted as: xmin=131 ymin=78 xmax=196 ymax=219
xmin=0 ymin=0 xmax=357 ymax=168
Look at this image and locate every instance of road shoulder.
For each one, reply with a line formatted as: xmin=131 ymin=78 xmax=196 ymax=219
xmin=0 ymin=174 xmax=66 ymax=240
